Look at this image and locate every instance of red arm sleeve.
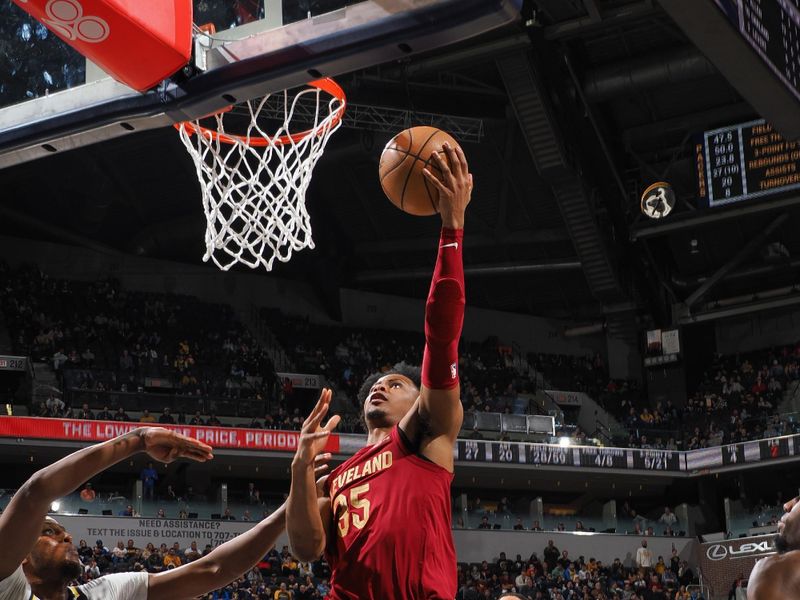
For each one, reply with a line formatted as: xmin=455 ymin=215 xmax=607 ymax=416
xmin=421 ymin=227 xmax=465 ymax=390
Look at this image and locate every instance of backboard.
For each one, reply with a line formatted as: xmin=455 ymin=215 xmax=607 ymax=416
xmin=0 ymin=0 xmax=521 ymax=169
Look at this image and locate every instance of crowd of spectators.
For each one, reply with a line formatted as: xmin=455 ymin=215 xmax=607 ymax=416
xmin=32 ymin=530 xmax=705 ymax=600
xmin=597 ymin=346 xmax=800 ymax=451
xmin=457 ymin=542 xmax=700 ymax=600
xmin=261 ymin=310 xmax=541 ymax=435
xmin=1 ymin=263 xmax=281 ymax=417
xmin=72 ymin=537 xmax=332 ymax=600
xmin=5 ymin=261 xmax=800 ymax=456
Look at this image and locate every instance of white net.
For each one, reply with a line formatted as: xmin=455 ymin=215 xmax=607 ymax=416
xmin=177 ymin=80 xmax=345 ymax=271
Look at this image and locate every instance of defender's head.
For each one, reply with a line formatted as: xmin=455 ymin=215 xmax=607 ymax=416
xmin=777 ymin=497 xmax=800 ymax=553
xmin=23 ymin=517 xmax=81 ymax=582
xmin=358 ymin=363 xmax=421 ymax=431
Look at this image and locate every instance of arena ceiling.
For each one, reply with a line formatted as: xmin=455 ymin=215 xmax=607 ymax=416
xmin=1 ymin=0 xmax=796 ymax=328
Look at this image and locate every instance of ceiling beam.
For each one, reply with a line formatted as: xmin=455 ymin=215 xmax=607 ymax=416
xmin=684 ymin=213 xmax=788 ymax=308
xmin=544 ymin=1 xmax=659 ymax=40
xmin=582 ymin=0 xmax=602 ymax=22
xmin=630 ymin=193 xmax=800 ymax=241
xmin=354 ymin=228 xmax=571 ymax=254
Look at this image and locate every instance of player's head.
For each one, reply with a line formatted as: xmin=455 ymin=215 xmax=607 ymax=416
xmin=22 ymin=517 xmax=81 ymax=582
xmin=498 ymin=594 xmax=531 ymax=600
xmin=358 ymin=362 xmax=421 ymax=431
xmin=776 ymin=496 xmax=800 ymax=552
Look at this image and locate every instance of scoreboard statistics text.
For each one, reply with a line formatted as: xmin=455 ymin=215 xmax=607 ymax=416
xmin=695 ymin=119 xmax=800 ymax=206
xmin=713 ymin=0 xmax=800 ymax=102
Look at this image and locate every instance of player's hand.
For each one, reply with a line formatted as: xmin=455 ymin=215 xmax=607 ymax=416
xmin=423 ymin=142 xmax=472 ymax=229
xmin=139 ymin=428 xmax=214 ymax=463
xmin=293 ymin=388 xmax=340 ymax=469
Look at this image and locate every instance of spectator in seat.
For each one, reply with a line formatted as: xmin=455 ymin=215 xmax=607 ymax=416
xmin=221 ymin=508 xmax=236 ymax=521
xmin=141 ymin=461 xmax=158 ymax=500
xmin=140 ymin=409 xmax=156 ymax=423
xmin=513 ymin=518 xmax=525 ymax=530
xmin=77 ymin=403 xmax=94 ymax=420
xmin=636 ymin=539 xmax=653 ymax=570
xmin=273 ymin=581 xmax=292 ymax=600
xmin=543 ymin=540 xmax=559 ymax=571
xmin=189 ymin=411 xmax=205 ymax=425
xmin=95 ymin=406 xmax=113 ymax=421
xmin=114 ymin=406 xmax=130 ymax=421
xmin=478 ymin=516 xmax=491 ymax=529
xmin=163 ymin=547 xmax=182 ymax=569
xmin=118 ymin=504 xmax=134 ymax=517
xmin=83 ymin=558 xmax=100 ymax=580
xmin=159 ymin=408 xmax=175 ymax=424
xmin=126 ymin=539 xmax=141 ymax=562
xmin=111 ymin=540 xmax=127 ymax=564
xmin=659 ymin=506 xmax=677 ymax=527
xmin=184 ymin=541 xmax=201 ymax=562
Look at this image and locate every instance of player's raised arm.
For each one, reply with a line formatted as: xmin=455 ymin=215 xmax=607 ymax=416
xmin=287 ymin=388 xmax=340 ymax=561
xmin=149 ymin=460 xmax=329 ymax=600
xmin=411 ymin=143 xmax=471 ymax=452
xmin=0 ymin=427 xmax=213 ymax=582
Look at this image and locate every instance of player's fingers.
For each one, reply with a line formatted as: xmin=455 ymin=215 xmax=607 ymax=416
xmin=422 ymin=168 xmax=449 ymax=194
xmin=323 ymin=414 xmax=341 ymax=432
xmin=306 ymin=430 xmax=332 ymax=440
xmin=443 ymin=142 xmax=462 ymax=179
xmin=315 ymin=452 xmax=333 ymax=465
xmin=303 ymin=390 xmax=330 ymax=428
xmin=454 ymin=144 xmax=469 ymax=174
xmin=430 ymin=151 xmax=454 ymax=182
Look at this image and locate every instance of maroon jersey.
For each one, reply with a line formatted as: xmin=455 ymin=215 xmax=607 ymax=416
xmin=324 ymin=426 xmax=456 ymax=600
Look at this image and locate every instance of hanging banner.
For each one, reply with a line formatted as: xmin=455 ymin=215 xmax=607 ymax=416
xmin=0 ymin=416 xmax=339 ymax=454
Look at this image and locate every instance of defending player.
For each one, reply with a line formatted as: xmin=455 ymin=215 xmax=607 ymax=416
xmin=747 ymin=496 xmax=800 ymax=598
xmin=0 ymin=427 xmax=327 ymax=600
xmin=286 ymin=142 xmax=472 ymax=599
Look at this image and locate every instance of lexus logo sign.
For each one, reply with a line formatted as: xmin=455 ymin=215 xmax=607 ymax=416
xmin=706 ymin=545 xmax=728 ymax=560
xmin=706 ymin=540 xmax=775 ymax=561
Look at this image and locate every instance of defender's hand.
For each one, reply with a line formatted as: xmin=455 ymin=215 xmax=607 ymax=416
xmin=423 ymin=142 xmax=472 ymax=230
xmin=294 ymin=388 xmax=340 ymax=468
xmin=140 ymin=428 xmax=214 ymax=463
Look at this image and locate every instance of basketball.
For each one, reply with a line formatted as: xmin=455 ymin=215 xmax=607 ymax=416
xmin=379 ymin=126 xmax=461 ymax=216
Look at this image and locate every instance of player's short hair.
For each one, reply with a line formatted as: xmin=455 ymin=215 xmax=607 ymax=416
xmin=357 ymin=362 xmax=421 ymax=405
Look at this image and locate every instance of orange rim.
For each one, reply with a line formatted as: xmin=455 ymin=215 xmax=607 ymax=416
xmin=175 ymin=78 xmax=346 ymax=147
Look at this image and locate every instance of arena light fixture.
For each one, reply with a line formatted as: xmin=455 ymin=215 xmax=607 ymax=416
xmin=558 ymin=436 xmax=571 ymax=447
xmin=50 ymin=501 xmax=61 ymax=512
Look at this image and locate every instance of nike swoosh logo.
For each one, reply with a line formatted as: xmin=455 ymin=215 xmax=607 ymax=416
xmin=440 ymin=242 xmax=459 ymax=250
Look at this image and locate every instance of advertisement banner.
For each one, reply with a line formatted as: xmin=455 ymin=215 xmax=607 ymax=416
xmin=544 ymin=390 xmax=584 ymax=407
xmin=276 ymin=373 xmax=321 ymax=389
xmin=0 ymin=416 xmax=339 ymax=454
xmin=0 ymin=355 xmax=27 ymax=372
xmin=54 ymin=514 xmax=267 ymax=549
xmin=698 ymin=534 xmax=776 ymax=599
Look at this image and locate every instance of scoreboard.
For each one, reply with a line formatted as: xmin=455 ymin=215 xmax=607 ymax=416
xmin=695 ymin=118 xmax=800 ymax=206
xmin=713 ymin=0 xmax=800 ymax=102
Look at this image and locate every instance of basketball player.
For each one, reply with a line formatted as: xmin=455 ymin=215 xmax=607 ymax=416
xmin=0 ymin=427 xmax=328 ymax=600
xmin=286 ymin=142 xmax=472 ymax=599
xmin=747 ymin=495 xmax=800 ymax=598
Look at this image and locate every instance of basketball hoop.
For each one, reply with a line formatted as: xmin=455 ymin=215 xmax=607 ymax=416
xmin=176 ymin=78 xmax=346 ymax=271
